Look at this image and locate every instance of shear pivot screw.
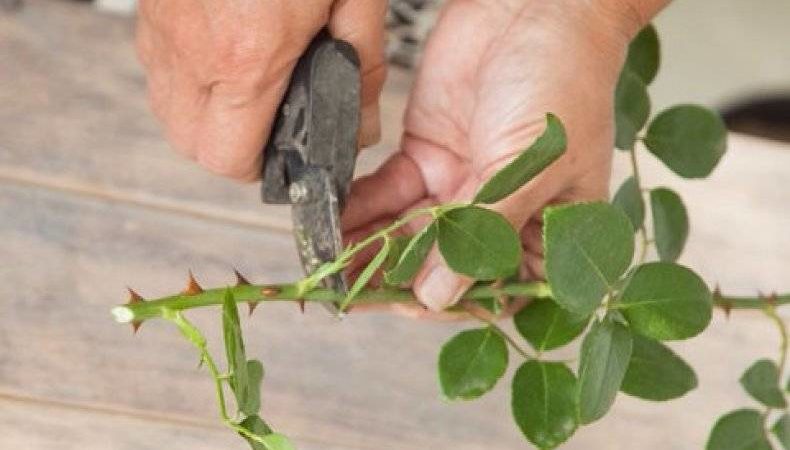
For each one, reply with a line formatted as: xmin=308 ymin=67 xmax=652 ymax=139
xmin=289 ymin=182 xmax=310 ymax=203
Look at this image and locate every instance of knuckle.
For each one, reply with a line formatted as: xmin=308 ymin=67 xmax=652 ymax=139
xmin=196 ymin=150 xmax=258 ymax=182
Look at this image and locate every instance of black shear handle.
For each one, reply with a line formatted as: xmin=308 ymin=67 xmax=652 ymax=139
xmin=261 ymin=30 xmax=361 ymax=208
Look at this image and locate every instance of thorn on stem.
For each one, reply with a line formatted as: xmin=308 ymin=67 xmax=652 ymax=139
xmin=298 ymin=299 xmax=305 ymax=314
xmin=233 ymin=268 xmax=250 ymax=286
xmin=712 ymin=284 xmax=721 ymax=302
xmin=131 ymin=320 xmax=143 ymax=334
xmin=126 ymin=287 xmax=144 ymax=305
xmin=248 ymin=301 xmax=259 ymax=316
xmin=183 ymin=270 xmax=204 ymax=296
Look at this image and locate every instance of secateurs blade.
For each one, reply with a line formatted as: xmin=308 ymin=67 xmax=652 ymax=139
xmin=260 ymin=30 xmax=361 ymax=312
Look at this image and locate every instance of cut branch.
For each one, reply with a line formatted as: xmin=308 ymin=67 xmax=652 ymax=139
xmin=111 ymin=281 xmax=554 ymax=324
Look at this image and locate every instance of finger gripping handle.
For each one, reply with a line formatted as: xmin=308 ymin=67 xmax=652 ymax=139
xmin=261 ymin=30 xmax=361 ymax=208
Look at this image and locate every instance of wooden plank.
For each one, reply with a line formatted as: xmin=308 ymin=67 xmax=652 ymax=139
xmin=0 ymin=396 xmax=238 ymax=450
xmin=0 ymin=393 xmax=352 ymax=450
xmin=0 ymin=0 xmax=408 ymax=231
xmin=0 ymin=181 xmax=529 ymax=449
xmin=611 ymin=133 xmax=790 ymax=295
xmin=2 ymin=133 xmax=790 ymax=448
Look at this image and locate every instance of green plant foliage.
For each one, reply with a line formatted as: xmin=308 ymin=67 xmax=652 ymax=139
xmin=165 ymin=308 xmax=207 ymax=348
xmin=616 ymin=262 xmax=712 ymax=341
xmin=644 ymin=104 xmax=728 ymax=179
xmin=614 ymin=69 xmax=651 ymax=150
xmin=650 ymin=188 xmax=689 ymax=262
xmin=239 ymin=415 xmax=274 ymax=450
xmin=740 ymin=359 xmax=787 ymax=408
xmin=620 ymin=334 xmax=697 ymax=401
xmin=382 ymin=235 xmax=411 ymax=273
xmin=544 ymin=202 xmax=634 ymax=316
xmin=706 ymin=409 xmax=772 ymax=450
xmin=342 ymin=238 xmax=391 ymax=309
xmin=384 ymin=223 xmax=437 ymax=285
xmin=223 ymin=290 xmax=252 ymax=413
xmin=512 ymin=361 xmax=578 ymax=449
xmin=259 ymin=433 xmax=297 ymax=450
xmin=438 ymin=327 xmax=509 ymax=400
xmin=513 ymin=299 xmax=589 ymax=352
xmin=577 ymin=316 xmax=633 ymax=424
xmin=473 ymin=113 xmax=567 ymax=204
xmin=437 ymin=206 xmax=521 ymax=280
xmin=244 ymin=360 xmax=264 ymax=416
xmin=612 ymin=176 xmax=645 ymax=231
xmin=772 ymin=414 xmax=790 ymax=450
xmin=625 ymin=24 xmax=660 ymax=85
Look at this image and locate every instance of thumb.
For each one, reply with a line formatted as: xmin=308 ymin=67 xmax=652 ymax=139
xmin=329 ymin=0 xmax=388 ymax=147
xmin=412 ymin=155 xmax=567 ymax=312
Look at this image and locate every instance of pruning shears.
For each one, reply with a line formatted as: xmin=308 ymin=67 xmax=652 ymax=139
xmin=260 ymin=30 xmax=361 ymax=312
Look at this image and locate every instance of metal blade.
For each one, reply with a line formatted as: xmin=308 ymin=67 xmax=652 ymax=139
xmin=289 ymin=167 xmax=348 ymax=312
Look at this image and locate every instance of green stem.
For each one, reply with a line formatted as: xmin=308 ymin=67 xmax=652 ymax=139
xmin=296 ymin=207 xmax=436 ymax=294
xmin=462 ymin=303 xmax=535 ymax=360
xmin=112 ymin=281 xmax=554 ymax=324
xmin=162 ymin=310 xmax=272 ymax=448
xmin=714 ymin=294 xmax=790 ymax=310
xmin=628 ymin=146 xmax=652 ymax=264
xmin=760 ymin=304 xmax=788 ymax=426
xmin=766 ymin=305 xmax=788 ymax=380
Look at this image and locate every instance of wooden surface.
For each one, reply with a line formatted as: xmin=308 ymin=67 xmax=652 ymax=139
xmin=1 ymin=1 xmax=790 ymax=449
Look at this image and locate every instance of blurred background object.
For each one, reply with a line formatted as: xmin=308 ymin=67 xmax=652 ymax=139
xmin=0 ymin=1 xmax=788 ymax=449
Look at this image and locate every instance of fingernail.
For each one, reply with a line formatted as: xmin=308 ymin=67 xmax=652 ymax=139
xmin=416 ymin=265 xmax=466 ymax=312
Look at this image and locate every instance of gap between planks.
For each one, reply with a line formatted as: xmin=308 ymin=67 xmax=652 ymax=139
xmin=0 ymin=164 xmax=293 ymax=235
xmin=0 ymin=389 xmax=379 ymax=450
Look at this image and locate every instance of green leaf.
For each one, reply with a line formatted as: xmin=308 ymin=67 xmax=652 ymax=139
xmin=514 ymin=299 xmax=589 ymax=352
xmin=473 ymin=113 xmax=567 ymax=204
xmin=259 ymin=433 xmax=297 ymax=450
xmin=612 ymin=176 xmax=645 ymax=231
xmin=772 ymin=414 xmax=790 ymax=450
xmin=620 ymin=334 xmax=698 ymax=401
xmin=438 ymin=327 xmax=509 ymax=400
xmin=437 ymin=206 xmax=521 ymax=280
xmin=617 ymin=262 xmax=712 ymax=341
xmin=625 ymin=24 xmax=660 ymax=85
xmin=163 ymin=309 xmax=207 ymax=349
xmin=615 ymin=68 xmax=651 ymax=150
xmin=382 ymin=235 xmax=411 ymax=273
xmin=340 ymin=238 xmax=391 ymax=309
xmin=650 ymin=188 xmax=689 ymax=262
xmin=576 ymin=316 xmax=633 ymax=424
xmin=706 ymin=409 xmax=772 ymax=450
xmin=222 ymin=289 xmax=250 ymax=413
xmin=512 ymin=361 xmax=578 ymax=449
xmin=544 ymin=202 xmax=635 ymax=316
xmin=740 ymin=359 xmax=787 ymax=408
xmin=239 ymin=415 xmax=273 ymax=450
xmin=644 ymin=104 xmax=728 ymax=178
xmin=241 ymin=359 xmax=264 ymax=416
xmin=384 ymin=223 xmax=437 ymax=285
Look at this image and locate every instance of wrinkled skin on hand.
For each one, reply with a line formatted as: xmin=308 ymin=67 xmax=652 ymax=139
xmin=342 ymin=0 xmax=643 ymax=317
xmin=136 ymin=0 xmax=387 ymax=180
xmin=137 ymin=0 xmax=660 ymax=318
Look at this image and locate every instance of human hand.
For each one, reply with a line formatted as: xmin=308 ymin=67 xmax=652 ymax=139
xmin=136 ymin=0 xmax=387 ymax=181
xmin=343 ymin=0 xmax=657 ymax=316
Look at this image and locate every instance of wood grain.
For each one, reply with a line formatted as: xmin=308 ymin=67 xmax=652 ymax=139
xmin=0 ymin=0 xmax=409 ymax=232
xmin=0 ymin=181 xmax=530 ymax=449
xmin=3 ymin=1 xmax=790 ymax=449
